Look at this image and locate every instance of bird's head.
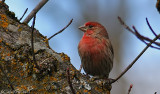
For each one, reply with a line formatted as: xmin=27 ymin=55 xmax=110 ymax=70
xmin=79 ymin=22 xmax=109 ymax=38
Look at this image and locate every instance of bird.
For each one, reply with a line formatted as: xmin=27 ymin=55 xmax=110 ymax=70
xmin=78 ymin=22 xmax=114 ymax=78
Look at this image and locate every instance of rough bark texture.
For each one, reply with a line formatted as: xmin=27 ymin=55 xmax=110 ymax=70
xmin=0 ymin=2 xmax=111 ymax=93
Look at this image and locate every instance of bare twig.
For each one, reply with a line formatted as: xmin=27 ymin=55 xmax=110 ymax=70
xmin=118 ymin=16 xmax=135 ymax=34
xmin=31 ymin=16 xmax=36 ymax=62
xmin=66 ymin=68 xmax=76 ymax=94
xmin=23 ymin=0 xmax=48 ymax=23
xmin=48 ymin=19 xmax=73 ymax=40
xmin=19 ymin=8 xmax=28 ymax=21
xmin=132 ymin=26 xmax=160 ymax=50
xmin=31 ymin=15 xmax=39 ymax=70
xmin=146 ymin=18 xmax=157 ymax=37
xmin=118 ymin=16 xmax=160 ymax=49
xmin=0 ymin=63 xmax=14 ymax=91
xmin=111 ymin=17 xmax=160 ymax=83
xmin=128 ymin=84 xmax=133 ymax=94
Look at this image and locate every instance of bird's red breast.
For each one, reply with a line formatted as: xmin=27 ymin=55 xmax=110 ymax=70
xmin=78 ymin=22 xmax=114 ymax=78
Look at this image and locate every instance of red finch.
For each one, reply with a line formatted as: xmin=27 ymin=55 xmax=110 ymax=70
xmin=78 ymin=22 xmax=114 ymax=78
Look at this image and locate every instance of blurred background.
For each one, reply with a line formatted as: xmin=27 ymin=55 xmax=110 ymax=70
xmin=5 ymin=0 xmax=160 ymax=93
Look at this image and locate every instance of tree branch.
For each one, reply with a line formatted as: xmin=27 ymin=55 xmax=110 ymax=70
xmin=111 ymin=17 xmax=160 ymax=83
xmin=31 ymin=15 xmax=40 ymax=70
xmin=132 ymin=26 xmax=160 ymax=50
xmin=146 ymin=18 xmax=157 ymax=37
xmin=19 ymin=8 xmax=28 ymax=21
xmin=118 ymin=16 xmax=160 ymax=49
xmin=23 ymin=0 xmax=48 ymax=23
xmin=48 ymin=19 xmax=73 ymax=40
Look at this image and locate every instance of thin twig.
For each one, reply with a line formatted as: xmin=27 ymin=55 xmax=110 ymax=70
xmin=128 ymin=84 xmax=133 ymax=94
xmin=31 ymin=15 xmax=39 ymax=70
xmin=66 ymin=68 xmax=76 ymax=94
xmin=146 ymin=18 xmax=157 ymax=37
xmin=111 ymin=17 xmax=160 ymax=83
xmin=118 ymin=16 xmax=135 ymax=34
xmin=133 ymin=26 xmax=160 ymax=50
xmin=48 ymin=19 xmax=73 ymax=40
xmin=19 ymin=8 xmax=28 ymax=21
xmin=118 ymin=16 xmax=160 ymax=49
xmin=0 ymin=63 xmax=14 ymax=90
xmin=23 ymin=0 xmax=48 ymax=23
xmin=138 ymin=38 xmax=160 ymax=50
xmin=135 ymin=32 xmax=160 ymax=47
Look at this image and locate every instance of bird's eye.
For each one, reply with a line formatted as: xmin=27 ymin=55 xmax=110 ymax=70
xmin=88 ymin=25 xmax=93 ymax=28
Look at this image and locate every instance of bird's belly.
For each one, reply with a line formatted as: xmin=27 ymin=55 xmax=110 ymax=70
xmin=78 ymin=37 xmax=112 ymax=77
xmin=81 ymin=44 xmax=111 ymax=77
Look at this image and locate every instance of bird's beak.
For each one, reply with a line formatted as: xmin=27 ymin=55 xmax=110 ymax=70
xmin=78 ymin=25 xmax=87 ymax=32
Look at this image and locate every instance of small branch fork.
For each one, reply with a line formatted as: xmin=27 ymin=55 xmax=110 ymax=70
xmin=66 ymin=68 xmax=76 ymax=94
xmin=48 ymin=19 xmax=73 ymax=40
xmin=118 ymin=17 xmax=160 ymax=49
xmin=110 ymin=17 xmax=160 ymax=84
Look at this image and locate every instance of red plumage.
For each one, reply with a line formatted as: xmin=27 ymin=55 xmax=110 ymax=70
xmin=78 ymin=22 xmax=114 ymax=78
